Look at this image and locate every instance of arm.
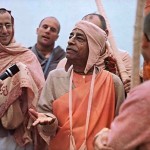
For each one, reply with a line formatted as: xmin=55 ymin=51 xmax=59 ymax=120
xmin=112 ymin=73 xmax=125 ymax=116
xmin=29 ymin=72 xmax=58 ymax=136
xmin=118 ymin=50 xmax=132 ymax=78
xmin=119 ymin=50 xmax=132 ymax=93
xmin=107 ymin=87 xmax=150 ymax=149
xmin=94 ymin=83 xmax=150 ymax=150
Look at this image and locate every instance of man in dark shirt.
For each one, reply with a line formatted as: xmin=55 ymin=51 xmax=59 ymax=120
xmin=30 ymin=16 xmax=65 ymax=79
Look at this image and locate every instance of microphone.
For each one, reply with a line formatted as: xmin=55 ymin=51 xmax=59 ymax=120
xmin=0 ymin=64 xmax=20 ymax=80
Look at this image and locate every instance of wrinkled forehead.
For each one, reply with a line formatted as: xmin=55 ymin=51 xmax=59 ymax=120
xmin=74 ymin=20 xmax=106 ymax=42
xmin=71 ymin=28 xmax=86 ymax=37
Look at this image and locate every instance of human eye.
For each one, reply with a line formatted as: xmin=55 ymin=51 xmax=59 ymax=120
xmin=0 ymin=24 xmax=2 ymax=29
xmin=69 ymin=33 xmax=74 ymax=39
xmin=50 ymin=27 xmax=57 ymax=33
xmin=5 ymin=24 xmax=12 ymax=29
xmin=76 ymin=35 xmax=86 ymax=42
xmin=42 ymin=25 xmax=48 ymax=29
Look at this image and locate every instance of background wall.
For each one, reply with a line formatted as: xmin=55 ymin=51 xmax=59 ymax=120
xmin=1 ymin=0 xmax=137 ymax=56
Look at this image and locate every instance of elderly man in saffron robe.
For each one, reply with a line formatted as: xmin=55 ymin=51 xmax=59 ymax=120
xmin=0 ymin=8 xmax=45 ymax=150
xmin=29 ymin=20 xmax=125 ymax=150
xmin=57 ymin=13 xmax=132 ymax=94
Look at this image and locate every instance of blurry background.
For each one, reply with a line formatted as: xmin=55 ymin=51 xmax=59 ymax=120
xmin=1 ymin=0 xmax=137 ymax=56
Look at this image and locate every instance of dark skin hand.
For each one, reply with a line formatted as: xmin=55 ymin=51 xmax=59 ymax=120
xmin=123 ymin=78 xmax=131 ymax=93
xmin=94 ymin=128 xmax=113 ymax=150
xmin=29 ymin=108 xmax=55 ymax=126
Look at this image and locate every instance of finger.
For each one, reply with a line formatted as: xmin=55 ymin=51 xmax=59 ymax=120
xmin=124 ymin=85 xmax=130 ymax=92
xmin=29 ymin=108 xmax=38 ymax=118
xmin=32 ymin=119 xmax=40 ymax=126
xmin=123 ymin=79 xmax=131 ymax=84
xmin=32 ymin=115 xmax=55 ymax=126
xmin=29 ymin=111 xmax=37 ymax=121
xmin=48 ymin=118 xmax=56 ymax=124
xmin=39 ymin=117 xmax=56 ymax=125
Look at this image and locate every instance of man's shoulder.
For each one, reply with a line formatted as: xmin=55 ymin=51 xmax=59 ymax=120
xmin=53 ymin=46 xmax=66 ymax=60
xmin=48 ymin=68 xmax=69 ymax=78
xmin=118 ymin=48 xmax=131 ymax=58
xmin=111 ymin=72 xmax=122 ymax=83
xmin=54 ymin=46 xmax=65 ymax=53
xmin=28 ymin=45 xmax=35 ymax=51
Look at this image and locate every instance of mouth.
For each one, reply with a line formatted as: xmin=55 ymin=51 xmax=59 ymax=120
xmin=66 ymin=50 xmax=77 ymax=56
xmin=42 ymin=36 xmax=50 ymax=40
xmin=66 ymin=47 xmax=77 ymax=53
xmin=0 ymin=35 xmax=9 ymax=41
xmin=0 ymin=35 xmax=9 ymax=38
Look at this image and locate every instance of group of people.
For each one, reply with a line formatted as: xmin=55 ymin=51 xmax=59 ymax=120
xmin=0 ymin=1 xmax=150 ymax=150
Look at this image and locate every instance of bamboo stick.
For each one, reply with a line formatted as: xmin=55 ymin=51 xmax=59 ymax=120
xmin=131 ymin=0 xmax=146 ymax=88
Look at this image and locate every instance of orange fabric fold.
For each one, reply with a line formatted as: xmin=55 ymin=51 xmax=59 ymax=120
xmin=143 ymin=61 xmax=150 ymax=80
xmin=50 ymin=70 xmax=115 ymax=150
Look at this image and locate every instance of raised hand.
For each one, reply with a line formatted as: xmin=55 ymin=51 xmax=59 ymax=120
xmin=123 ymin=78 xmax=131 ymax=93
xmin=29 ymin=108 xmax=55 ymax=126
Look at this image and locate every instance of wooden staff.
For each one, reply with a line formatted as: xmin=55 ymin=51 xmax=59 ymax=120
xmin=95 ymin=0 xmax=130 ymax=82
xmin=131 ymin=0 xmax=146 ymax=88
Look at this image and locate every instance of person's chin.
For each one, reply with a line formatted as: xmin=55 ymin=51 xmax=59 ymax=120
xmin=66 ymin=53 xmax=75 ymax=61
xmin=0 ymin=40 xmax=11 ymax=46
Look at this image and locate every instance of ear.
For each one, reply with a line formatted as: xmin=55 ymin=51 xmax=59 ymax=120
xmin=105 ymin=29 xmax=109 ymax=36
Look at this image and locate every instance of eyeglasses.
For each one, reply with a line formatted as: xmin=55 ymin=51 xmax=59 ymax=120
xmin=0 ymin=24 xmax=12 ymax=31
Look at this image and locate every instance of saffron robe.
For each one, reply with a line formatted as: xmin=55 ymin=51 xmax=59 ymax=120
xmin=37 ymin=68 xmax=125 ymax=149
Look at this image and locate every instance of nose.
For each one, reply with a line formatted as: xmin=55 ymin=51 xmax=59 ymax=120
xmin=45 ymin=27 xmax=51 ymax=32
xmin=68 ymin=36 xmax=75 ymax=45
xmin=1 ymin=25 xmax=7 ymax=33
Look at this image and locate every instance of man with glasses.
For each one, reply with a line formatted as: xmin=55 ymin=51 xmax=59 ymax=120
xmin=29 ymin=17 xmax=65 ymax=79
xmin=0 ymin=9 xmax=14 ymax=46
xmin=0 ymin=8 xmax=45 ymax=150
